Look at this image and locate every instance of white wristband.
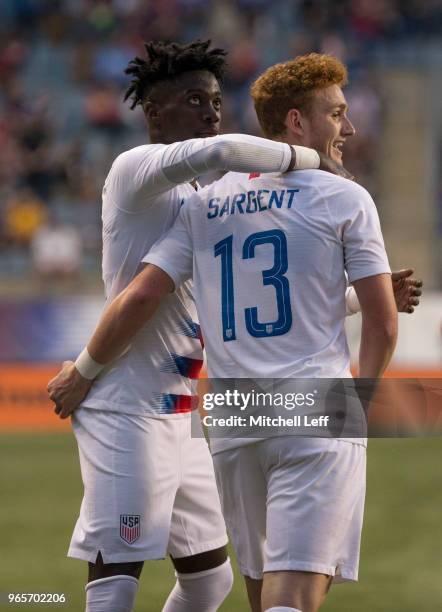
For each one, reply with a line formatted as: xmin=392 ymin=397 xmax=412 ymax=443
xmin=75 ymin=348 xmax=105 ymax=380
xmin=292 ymin=146 xmax=320 ymax=170
xmin=345 ymin=287 xmax=361 ymax=315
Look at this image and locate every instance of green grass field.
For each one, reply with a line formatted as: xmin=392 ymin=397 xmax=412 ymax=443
xmin=1 ymin=433 xmax=441 ymax=611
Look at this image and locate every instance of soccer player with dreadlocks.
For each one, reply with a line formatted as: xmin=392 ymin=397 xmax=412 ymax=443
xmin=47 ymin=40 xmax=339 ymax=612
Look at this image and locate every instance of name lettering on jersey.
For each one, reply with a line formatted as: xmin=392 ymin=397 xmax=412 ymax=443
xmin=207 ymin=189 xmax=300 ymax=220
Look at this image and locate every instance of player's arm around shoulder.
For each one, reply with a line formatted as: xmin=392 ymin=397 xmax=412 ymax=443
xmin=48 ymin=264 xmax=174 ymax=419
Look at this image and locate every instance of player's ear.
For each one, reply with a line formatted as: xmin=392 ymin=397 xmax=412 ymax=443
xmin=284 ymin=108 xmax=304 ymax=137
xmin=143 ymin=100 xmax=160 ymax=126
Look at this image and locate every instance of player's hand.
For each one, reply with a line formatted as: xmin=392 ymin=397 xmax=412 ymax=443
xmin=47 ymin=361 xmax=93 ymax=419
xmin=318 ymin=153 xmax=354 ymax=180
xmin=391 ymin=268 xmax=422 ymax=313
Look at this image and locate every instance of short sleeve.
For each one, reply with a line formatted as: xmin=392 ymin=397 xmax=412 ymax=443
xmin=141 ymin=196 xmax=196 ymax=288
xmin=332 ymin=181 xmax=391 ymax=283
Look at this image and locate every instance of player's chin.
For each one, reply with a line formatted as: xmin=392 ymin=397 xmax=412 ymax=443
xmin=331 ymin=148 xmax=343 ymax=164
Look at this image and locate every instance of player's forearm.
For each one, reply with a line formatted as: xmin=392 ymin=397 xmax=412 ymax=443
xmin=87 ymin=287 xmax=162 ymax=366
xmin=202 ymin=134 xmax=320 ymax=172
xmin=358 ymin=317 xmax=397 ymax=377
xmin=76 ymin=265 xmax=173 ymax=377
xmin=162 ymin=134 xmax=319 ymax=185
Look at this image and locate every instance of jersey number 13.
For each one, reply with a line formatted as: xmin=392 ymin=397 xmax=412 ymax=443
xmin=214 ymin=229 xmax=292 ymax=342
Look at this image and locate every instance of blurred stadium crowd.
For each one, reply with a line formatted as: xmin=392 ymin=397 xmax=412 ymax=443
xmin=0 ymin=0 xmax=440 ymax=282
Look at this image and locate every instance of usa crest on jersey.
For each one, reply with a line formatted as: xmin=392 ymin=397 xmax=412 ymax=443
xmin=120 ymin=515 xmax=140 ymax=544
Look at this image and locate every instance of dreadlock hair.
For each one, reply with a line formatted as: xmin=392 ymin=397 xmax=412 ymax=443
xmin=124 ymin=40 xmax=227 ymax=110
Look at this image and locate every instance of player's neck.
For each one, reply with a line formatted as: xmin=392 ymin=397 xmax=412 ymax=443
xmin=276 ymin=133 xmax=308 ymax=148
xmin=147 ymin=124 xmax=170 ymax=145
xmin=148 ymin=130 xmax=162 ymax=144
xmin=149 ymin=133 xmax=177 ymax=145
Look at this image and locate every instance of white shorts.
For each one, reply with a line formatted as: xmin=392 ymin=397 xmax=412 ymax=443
xmin=213 ymin=437 xmax=366 ymax=582
xmin=69 ymin=408 xmax=227 ymax=564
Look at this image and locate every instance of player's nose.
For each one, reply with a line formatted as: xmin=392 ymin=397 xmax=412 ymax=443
xmin=202 ymin=103 xmax=220 ymax=125
xmin=342 ymin=115 xmax=356 ymax=137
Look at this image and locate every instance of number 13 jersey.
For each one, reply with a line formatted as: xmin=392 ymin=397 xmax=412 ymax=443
xmin=143 ymin=169 xmax=390 ymax=381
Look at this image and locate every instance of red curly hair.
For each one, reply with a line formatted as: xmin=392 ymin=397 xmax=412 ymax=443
xmin=251 ymin=53 xmax=348 ymax=138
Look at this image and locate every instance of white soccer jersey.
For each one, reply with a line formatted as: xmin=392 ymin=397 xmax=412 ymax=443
xmin=80 ymin=136 xmax=293 ymax=416
xmin=80 ymin=144 xmax=203 ymax=416
xmin=143 ymin=169 xmax=391 ymax=418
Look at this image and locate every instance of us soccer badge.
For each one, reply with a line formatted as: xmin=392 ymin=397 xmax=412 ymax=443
xmin=120 ymin=515 xmax=141 ymax=544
